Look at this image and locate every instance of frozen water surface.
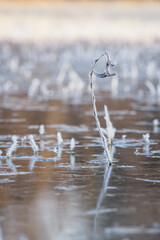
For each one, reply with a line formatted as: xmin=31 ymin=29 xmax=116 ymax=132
xmin=0 ymin=87 xmax=160 ymax=240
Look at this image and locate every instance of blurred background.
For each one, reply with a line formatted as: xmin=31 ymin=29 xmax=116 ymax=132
xmin=0 ymin=0 xmax=159 ymax=100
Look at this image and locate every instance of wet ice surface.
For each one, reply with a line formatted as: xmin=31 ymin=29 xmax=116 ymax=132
xmin=0 ymin=89 xmax=160 ymax=240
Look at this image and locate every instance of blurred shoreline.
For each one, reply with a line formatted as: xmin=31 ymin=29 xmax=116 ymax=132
xmin=0 ymin=0 xmax=159 ymax=44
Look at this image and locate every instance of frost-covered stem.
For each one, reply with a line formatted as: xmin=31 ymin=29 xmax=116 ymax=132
xmin=90 ymin=72 xmax=112 ymax=165
xmin=6 ymin=135 xmax=18 ymax=158
xmin=29 ymin=135 xmax=39 ymax=155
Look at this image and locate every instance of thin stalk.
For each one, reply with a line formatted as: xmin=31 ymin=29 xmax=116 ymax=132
xmin=90 ymin=52 xmax=115 ymax=165
xmin=90 ymin=74 xmax=112 ymax=165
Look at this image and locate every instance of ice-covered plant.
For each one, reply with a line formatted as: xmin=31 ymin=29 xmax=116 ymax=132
xmin=0 ymin=150 xmax=2 ymax=157
xmin=6 ymin=135 xmax=18 ymax=158
xmin=143 ymin=133 xmax=150 ymax=143
xmin=39 ymin=124 xmax=45 ymax=135
xmin=57 ymin=132 xmax=63 ymax=145
xmin=70 ymin=138 xmax=75 ymax=152
xmin=104 ymin=105 xmax=116 ymax=145
xmin=29 ymin=134 xmax=39 ymax=154
xmin=153 ymin=119 xmax=159 ymax=126
xmin=21 ymin=135 xmax=27 ymax=145
xmin=90 ymin=52 xmax=116 ymax=165
xmin=53 ymin=147 xmax=57 ymax=155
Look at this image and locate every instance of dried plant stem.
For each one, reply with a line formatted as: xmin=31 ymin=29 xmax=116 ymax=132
xmin=90 ymin=73 xmax=112 ymax=165
xmin=90 ymin=52 xmax=115 ymax=165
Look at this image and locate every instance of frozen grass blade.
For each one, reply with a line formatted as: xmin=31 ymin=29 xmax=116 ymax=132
xmin=57 ymin=132 xmax=63 ymax=145
xmin=104 ymin=105 xmax=116 ymax=145
xmin=70 ymin=138 xmax=75 ymax=152
xmin=53 ymin=147 xmax=57 ymax=155
xmin=6 ymin=135 xmax=18 ymax=158
xmin=143 ymin=133 xmax=150 ymax=143
xmin=39 ymin=124 xmax=45 ymax=135
xmin=21 ymin=135 xmax=27 ymax=145
xmin=90 ymin=52 xmax=116 ymax=165
xmin=153 ymin=119 xmax=159 ymax=126
xmin=29 ymin=135 xmax=39 ymax=155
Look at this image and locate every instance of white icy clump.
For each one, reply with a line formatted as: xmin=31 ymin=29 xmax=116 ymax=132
xmin=29 ymin=135 xmax=39 ymax=154
xmin=57 ymin=132 xmax=63 ymax=145
xmin=153 ymin=119 xmax=159 ymax=126
xmin=104 ymin=105 xmax=116 ymax=145
xmin=53 ymin=147 xmax=57 ymax=154
xmin=143 ymin=133 xmax=150 ymax=143
xmin=122 ymin=135 xmax=127 ymax=140
xmin=0 ymin=150 xmax=2 ymax=156
xmin=28 ymin=78 xmax=40 ymax=98
xmin=6 ymin=135 xmax=18 ymax=158
xmin=39 ymin=124 xmax=45 ymax=135
xmin=70 ymin=138 xmax=75 ymax=151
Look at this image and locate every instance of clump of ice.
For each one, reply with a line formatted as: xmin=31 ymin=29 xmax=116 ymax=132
xmin=70 ymin=138 xmax=75 ymax=152
xmin=6 ymin=135 xmax=18 ymax=158
xmin=153 ymin=119 xmax=159 ymax=126
xmin=28 ymin=78 xmax=40 ymax=98
xmin=39 ymin=124 xmax=45 ymax=135
xmin=122 ymin=135 xmax=127 ymax=140
xmin=29 ymin=135 xmax=39 ymax=154
xmin=104 ymin=105 xmax=116 ymax=145
xmin=143 ymin=133 xmax=150 ymax=143
xmin=57 ymin=132 xmax=63 ymax=145
xmin=53 ymin=147 xmax=57 ymax=154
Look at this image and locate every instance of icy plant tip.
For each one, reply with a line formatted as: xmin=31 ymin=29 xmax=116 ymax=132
xmin=6 ymin=135 xmax=18 ymax=158
xmin=70 ymin=138 xmax=75 ymax=152
xmin=39 ymin=124 xmax=45 ymax=135
xmin=90 ymin=51 xmax=116 ymax=165
xmin=53 ymin=147 xmax=57 ymax=155
xmin=153 ymin=119 xmax=159 ymax=126
xmin=104 ymin=105 xmax=116 ymax=145
xmin=29 ymin=134 xmax=39 ymax=154
xmin=143 ymin=133 xmax=150 ymax=143
xmin=57 ymin=132 xmax=63 ymax=145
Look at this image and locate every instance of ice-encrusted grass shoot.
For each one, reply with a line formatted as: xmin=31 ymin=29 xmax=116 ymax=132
xmin=21 ymin=135 xmax=27 ymax=145
xmin=29 ymin=134 xmax=39 ymax=155
xmin=143 ymin=133 xmax=150 ymax=143
xmin=70 ymin=138 xmax=75 ymax=152
xmin=57 ymin=132 xmax=63 ymax=145
xmin=53 ymin=147 xmax=57 ymax=155
xmin=6 ymin=135 xmax=18 ymax=158
xmin=90 ymin=52 xmax=116 ymax=165
xmin=39 ymin=124 xmax=45 ymax=135
xmin=153 ymin=119 xmax=159 ymax=126
xmin=104 ymin=105 xmax=116 ymax=145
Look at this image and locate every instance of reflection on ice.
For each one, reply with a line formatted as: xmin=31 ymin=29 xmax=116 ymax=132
xmin=29 ymin=156 xmax=38 ymax=171
xmin=105 ymin=226 xmax=160 ymax=235
xmin=6 ymin=158 xmax=17 ymax=173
